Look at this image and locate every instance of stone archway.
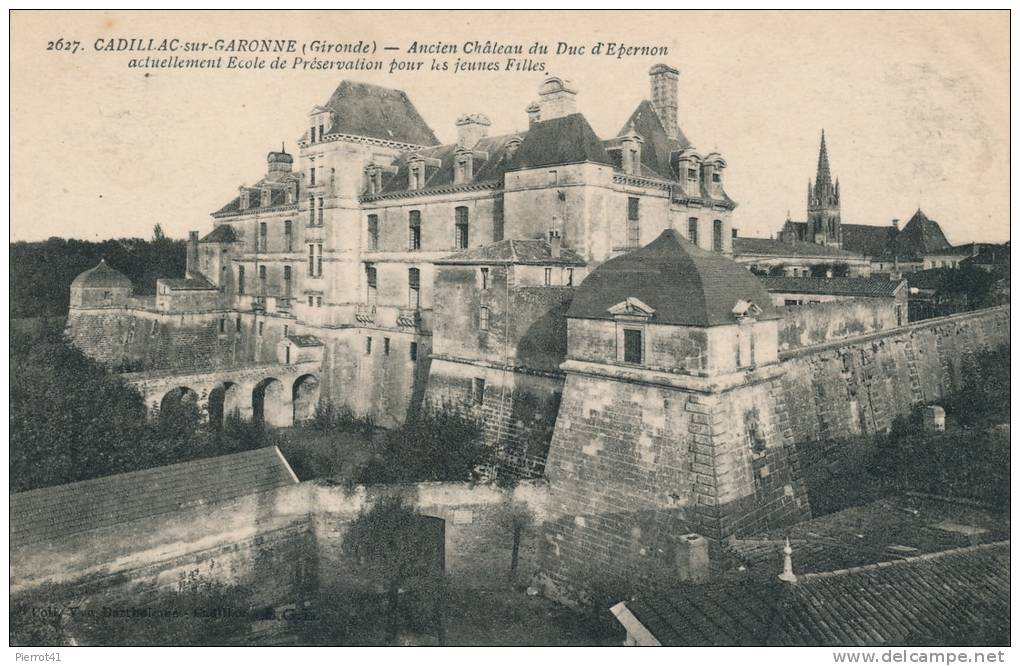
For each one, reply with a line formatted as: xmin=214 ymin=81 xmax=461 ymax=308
xmin=292 ymin=374 xmax=320 ymax=424
xmin=252 ymin=377 xmax=290 ymax=428
xmin=208 ymin=381 xmax=244 ymax=430
xmin=159 ymin=386 xmax=200 ymax=425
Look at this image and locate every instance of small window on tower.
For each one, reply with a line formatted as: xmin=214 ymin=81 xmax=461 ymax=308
xmin=472 ymin=378 xmax=486 ymax=405
xmin=712 ymin=173 xmax=721 ymax=183
xmin=479 ymin=306 xmax=489 ymax=331
xmin=366 ymin=337 xmax=372 ymax=355
xmin=410 ymin=341 xmax=418 ymax=361
xmin=479 ymin=267 xmax=489 ymax=290
xmin=544 ymin=267 xmax=552 ymax=286
xmin=384 ymin=338 xmax=391 ymax=355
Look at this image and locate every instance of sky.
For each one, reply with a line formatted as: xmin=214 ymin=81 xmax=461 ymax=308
xmin=10 ymin=10 xmax=1010 ymax=244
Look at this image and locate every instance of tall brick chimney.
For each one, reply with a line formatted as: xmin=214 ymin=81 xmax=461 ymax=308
xmin=649 ymin=63 xmax=680 ymax=141
xmin=537 ymin=77 xmax=578 ymax=121
xmin=186 ymin=231 xmax=199 ymax=278
xmin=455 ymin=113 xmax=491 ymax=148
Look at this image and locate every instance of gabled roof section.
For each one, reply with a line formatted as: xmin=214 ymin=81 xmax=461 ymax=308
xmin=200 ymin=224 xmax=239 ymax=243
xmin=161 ymin=274 xmax=217 ymax=291
xmin=506 ymin=113 xmax=613 ymax=171
xmin=436 ymin=239 xmax=586 ymax=266
xmin=759 ymin=276 xmax=905 ymax=298
xmin=617 ymin=99 xmax=691 ymax=178
xmin=568 ymin=230 xmax=779 ymax=327
xmin=320 ymin=80 xmax=439 ymax=147
xmin=11 ymin=447 xmax=299 ymax=547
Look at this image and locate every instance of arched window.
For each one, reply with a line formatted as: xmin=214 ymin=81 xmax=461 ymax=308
xmin=455 ymin=207 xmax=469 ymax=249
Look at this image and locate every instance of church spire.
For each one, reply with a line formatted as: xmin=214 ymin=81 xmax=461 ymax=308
xmin=815 ymin=130 xmax=832 ymax=187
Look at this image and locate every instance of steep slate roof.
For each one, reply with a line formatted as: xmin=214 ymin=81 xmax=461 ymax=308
xmin=620 ymin=541 xmax=1010 ymax=646
xmin=212 ymin=182 xmax=296 ymax=217
xmin=568 ymin=229 xmax=779 ymax=326
xmin=734 ymin=237 xmax=863 ymax=259
xmin=200 ymin=224 xmax=239 ymax=243
xmin=436 ymin=239 xmax=586 ymax=266
xmin=70 ymin=259 xmax=133 ymax=289
xmin=10 ymin=447 xmax=299 ymax=547
xmin=506 ymin=113 xmax=613 ymax=171
xmin=616 ymin=99 xmax=691 ymax=178
xmin=318 ymin=80 xmax=439 ymax=147
xmin=759 ymin=276 xmax=904 ymax=298
xmin=376 ymin=131 xmax=523 ymax=196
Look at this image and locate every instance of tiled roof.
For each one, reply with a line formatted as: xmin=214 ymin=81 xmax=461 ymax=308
xmin=734 ymin=237 xmax=864 ymax=259
xmin=759 ymin=276 xmax=904 ymax=297
xmin=621 ymin=541 xmax=1010 ymax=646
xmin=506 ymin=113 xmax=613 ymax=171
xmin=70 ymin=260 xmax=133 ymax=289
xmin=840 ymin=224 xmax=898 ymax=258
xmin=319 ymin=80 xmax=439 ymax=147
xmin=893 ymin=209 xmax=952 ymax=257
xmin=200 ymin=224 xmax=239 ymax=243
xmin=961 ymin=245 xmax=1010 ymax=266
xmin=286 ymin=334 xmax=323 ymax=348
xmin=435 ymin=239 xmax=586 ymax=266
xmin=11 ymin=447 xmax=299 ymax=547
xmin=568 ymin=229 xmax=779 ymax=326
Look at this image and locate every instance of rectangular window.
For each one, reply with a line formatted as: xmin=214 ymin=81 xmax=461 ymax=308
xmin=565 ymin=268 xmax=574 ymax=286
xmin=687 ymin=167 xmax=697 ymax=180
xmin=310 ymin=166 xmax=316 ymax=186
xmin=410 ymin=341 xmax=418 ymax=361
xmin=479 ymin=306 xmax=489 ymax=331
xmin=408 ymin=268 xmax=421 ymax=309
xmin=480 ymin=267 xmax=489 ymax=290
xmin=366 ymin=337 xmax=372 ymax=355
xmin=238 ymin=266 xmax=245 ymax=295
xmin=384 ymin=337 xmax=391 ymax=355
xmin=713 ymin=220 xmax=724 ymax=253
xmin=308 ymin=295 xmax=314 ymax=307
xmin=308 ymin=245 xmax=314 ymax=276
xmin=258 ymin=265 xmax=267 ymax=295
xmin=493 ymin=197 xmax=504 ymax=242
xmin=308 ymin=195 xmax=315 ymax=225
xmin=472 ymin=378 xmax=486 ymax=405
xmin=409 ymin=211 xmax=422 ymax=250
xmin=219 ymin=317 xmax=226 ymax=334
xmin=258 ymin=321 xmax=264 ymax=336
xmin=284 ymin=220 xmax=293 ymax=252
xmin=547 ymin=170 xmax=558 ymax=185
xmin=283 ymin=265 xmax=292 ymax=297
xmin=318 ymin=123 xmax=324 ymax=139
xmin=316 ymin=244 xmax=323 ymax=277
xmin=712 ymin=172 xmax=721 ymax=183
xmin=235 ymin=316 xmax=242 ymax=332
xmin=544 ymin=267 xmax=552 ymax=286
xmin=623 ymin=329 xmax=643 ymax=364
xmin=317 ymin=198 xmax=324 ymax=226
xmin=309 ymin=126 xmax=316 ymax=143
xmin=688 ymin=218 xmax=699 ymax=246
xmin=316 ymin=296 xmax=322 ymax=308
xmin=367 ymin=214 xmax=379 ymax=251
xmin=366 ymin=264 xmax=378 ymax=305
xmin=455 ymin=206 xmax=469 ymax=249
xmin=627 ymin=197 xmax=640 ymax=247
xmin=258 ymin=222 xmax=268 ymax=252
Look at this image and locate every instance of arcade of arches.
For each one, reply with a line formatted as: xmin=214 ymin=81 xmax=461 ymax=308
xmin=154 ymin=373 xmax=320 ymax=429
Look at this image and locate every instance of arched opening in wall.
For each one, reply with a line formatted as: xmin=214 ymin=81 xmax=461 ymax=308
xmin=159 ymin=386 xmax=200 ymax=428
xmin=208 ymin=381 xmax=243 ymax=430
xmin=253 ymin=377 xmax=289 ymax=428
xmin=292 ymin=374 xmax=320 ymax=424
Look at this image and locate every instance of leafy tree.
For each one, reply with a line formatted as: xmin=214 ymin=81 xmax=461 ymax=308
xmin=341 ymin=497 xmax=446 ymax=644
xmin=152 ymin=224 xmax=166 ymax=242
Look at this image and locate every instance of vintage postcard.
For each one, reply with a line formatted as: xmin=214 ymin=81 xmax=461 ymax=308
xmin=8 ymin=9 xmax=1010 ymax=656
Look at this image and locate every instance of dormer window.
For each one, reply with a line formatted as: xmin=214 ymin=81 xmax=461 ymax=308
xmin=409 ymin=161 xmax=425 ymax=190
xmin=687 ymin=167 xmax=697 ymax=180
xmin=261 ymin=187 xmax=271 ymax=208
xmin=505 ymin=138 xmax=522 ymax=160
xmin=365 ymin=165 xmax=383 ymax=195
xmin=712 ymin=173 xmax=721 ymax=183
xmin=608 ymin=297 xmax=655 ymax=366
xmin=287 ymin=181 xmax=298 ymax=204
xmin=455 ymin=152 xmax=473 ymax=184
xmin=239 ymin=189 xmax=249 ymax=210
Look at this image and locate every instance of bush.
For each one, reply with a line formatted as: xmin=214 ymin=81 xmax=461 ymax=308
xmin=360 ymin=405 xmax=487 ymax=484
xmin=307 ymin=400 xmax=376 ymax=435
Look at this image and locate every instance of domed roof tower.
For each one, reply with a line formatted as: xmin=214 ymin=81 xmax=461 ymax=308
xmin=70 ymin=259 xmax=133 ymax=308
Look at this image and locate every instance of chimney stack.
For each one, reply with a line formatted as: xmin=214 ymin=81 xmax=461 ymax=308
xmin=186 ymin=231 xmax=199 ymax=278
xmin=892 ymin=218 xmax=900 ymax=231
xmin=526 ymin=102 xmax=541 ymax=127
xmin=675 ymin=533 xmax=710 ymax=583
xmin=649 ymin=64 xmax=680 ymax=142
xmin=455 ymin=113 xmax=491 ymax=148
xmin=537 ymin=77 xmax=578 ymax=121
xmin=548 ymin=228 xmax=562 ymax=259
xmin=778 ymin=537 xmax=798 ymax=584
